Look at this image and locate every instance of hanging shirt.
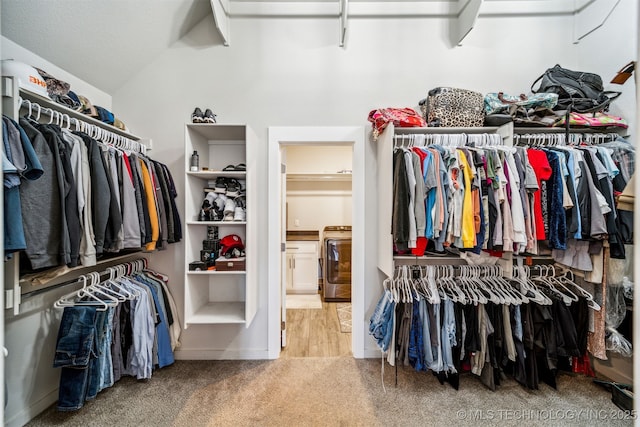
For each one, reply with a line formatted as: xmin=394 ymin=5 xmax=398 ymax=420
xmin=140 ymin=159 xmax=160 ymax=251
xmin=403 ymin=150 xmax=418 ymax=248
xmin=458 ymin=150 xmax=476 ymax=248
xmin=503 ymin=149 xmax=527 ymax=252
xmin=526 ymin=148 xmax=552 ymax=240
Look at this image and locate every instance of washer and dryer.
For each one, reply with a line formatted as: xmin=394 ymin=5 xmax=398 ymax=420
xmin=322 ymin=226 xmax=352 ymax=302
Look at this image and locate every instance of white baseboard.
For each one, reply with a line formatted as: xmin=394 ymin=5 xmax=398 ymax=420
xmin=5 ymin=388 xmax=58 ymax=427
xmin=174 ymin=348 xmax=270 ymax=360
xmin=363 ymin=349 xmax=384 ymax=359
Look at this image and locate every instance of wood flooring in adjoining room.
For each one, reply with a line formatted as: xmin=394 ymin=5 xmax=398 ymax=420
xmin=281 ymin=302 xmax=352 ymax=358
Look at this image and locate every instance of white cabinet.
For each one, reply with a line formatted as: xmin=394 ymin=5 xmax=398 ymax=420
xmin=286 ymin=241 xmax=318 ymax=294
xmin=183 ymin=124 xmax=257 ymax=328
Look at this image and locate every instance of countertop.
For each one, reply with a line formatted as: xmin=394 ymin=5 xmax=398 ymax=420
xmin=286 ymin=230 xmax=319 ymax=241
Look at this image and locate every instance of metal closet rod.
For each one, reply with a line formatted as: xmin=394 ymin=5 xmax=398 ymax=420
xmin=393 ymin=133 xmax=505 ymax=148
xmin=513 ymin=132 xmax=621 ymax=146
xmin=19 ymin=97 xmax=147 ymax=154
xmin=23 ymin=256 xmax=148 ymax=299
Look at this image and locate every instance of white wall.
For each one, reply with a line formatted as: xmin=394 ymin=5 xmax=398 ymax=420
xmin=286 ymin=145 xmax=352 ymax=232
xmin=575 ymin=1 xmax=638 ymax=134
xmin=1 ymin=36 xmax=112 ymax=109
xmin=286 ymin=182 xmax=352 ymax=231
xmin=112 ymin=12 xmax=613 ymax=359
xmin=286 ymin=145 xmax=352 ymax=174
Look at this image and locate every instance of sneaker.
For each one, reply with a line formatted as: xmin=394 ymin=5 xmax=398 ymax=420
xmin=226 ymin=179 xmax=242 ymax=197
xmin=234 ymin=196 xmax=246 ymax=221
xmin=234 ymin=206 xmax=246 ymax=221
xmin=203 ymin=109 xmax=217 ymax=123
xmin=213 ymin=194 xmax=226 ymax=211
xmin=214 ymin=177 xmax=227 ymax=193
xmin=204 ymin=191 xmax=216 ymax=205
xmin=223 ymin=198 xmax=236 ymax=221
xmin=211 ymin=203 xmax=223 ymax=221
xmin=191 ymin=107 xmax=204 ymax=123
xmin=199 ymin=199 xmax=212 ymax=221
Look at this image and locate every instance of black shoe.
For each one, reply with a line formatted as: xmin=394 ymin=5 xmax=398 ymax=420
xmin=444 ymin=246 xmax=461 ymax=256
xmin=226 ymin=178 xmax=242 ymax=197
xmin=191 ymin=107 xmax=204 ymax=123
xmin=203 ymin=109 xmax=217 ymax=123
xmin=214 ymin=177 xmax=227 ymax=193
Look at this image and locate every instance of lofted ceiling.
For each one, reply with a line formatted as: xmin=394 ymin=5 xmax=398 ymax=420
xmin=1 ymin=0 xmax=214 ymax=94
xmin=1 ymin=0 xmax=612 ymax=94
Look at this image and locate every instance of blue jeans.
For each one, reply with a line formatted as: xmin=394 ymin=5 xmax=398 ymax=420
xmin=53 ymin=306 xmax=98 ymax=411
xmin=98 ymin=307 xmax=115 ymax=392
xmin=419 ymin=300 xmax=435 ymax=369
xmin=369 ymin=289 xmax=395 ymax=352
xmin=408 ymin=301 xmax=425 ymax=371
xmin=86 ymin=309 xmax=108 ymax=400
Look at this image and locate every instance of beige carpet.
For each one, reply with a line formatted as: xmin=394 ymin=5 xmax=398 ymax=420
xmin=286 ymin=294 xmax=322 ymax=309
xmin=336 ymin=303 xmax=351 ymax=333
xmin=27 ymin=359 xmax=630 ymax=427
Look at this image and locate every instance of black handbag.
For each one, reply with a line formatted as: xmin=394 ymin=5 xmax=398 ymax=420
xmin=531 ymin=64 xmax=621 ymax=113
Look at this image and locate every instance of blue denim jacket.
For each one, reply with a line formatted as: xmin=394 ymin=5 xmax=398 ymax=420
xmin=369 ymin=289 xmax=396 ymax=352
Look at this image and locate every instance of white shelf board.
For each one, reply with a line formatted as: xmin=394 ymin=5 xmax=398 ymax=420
xmin=393 ymin=126 xmax=500 ymax=135
xmin=187 ymin=270 xmax=246 ymax=275
xmin=186 ymin=302 xmax=246 ymax=324
xmin=286 ymin=173 xmax=352 ymax=182
xmin=186 ymin=123 xmax=247 ymax=140
xmin=19 ymin=89 xmax=141 ymax=140
xmin=186 ymin=170 xmax=247 ymax=179
xmin=393 ymin=255 xmax=467 ymax=265
xmin=186 ymin=221 xmax=247 ymax=226
xmin=19 ymin=250 xmax=145 ymax=295
xmin=513 ymin=126 xmax=628 ymax=135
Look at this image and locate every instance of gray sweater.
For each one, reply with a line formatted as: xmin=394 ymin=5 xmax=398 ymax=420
xmin=19 ymin=118 xmax=64 ymax=269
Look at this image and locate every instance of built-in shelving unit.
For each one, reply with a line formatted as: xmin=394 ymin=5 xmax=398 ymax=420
xmin=183 ymin=123 xmax=257 ymax=328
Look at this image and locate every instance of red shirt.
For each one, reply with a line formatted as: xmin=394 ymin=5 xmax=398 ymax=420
xmin=527 ymin=148 xmax=552 ymax=240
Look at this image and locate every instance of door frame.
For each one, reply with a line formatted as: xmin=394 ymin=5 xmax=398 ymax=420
xmin=268 ymin=126 xmax=365 ymax=359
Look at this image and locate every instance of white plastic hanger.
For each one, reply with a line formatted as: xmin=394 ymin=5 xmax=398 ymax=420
xmin=555 ymin=266 xmax=601 ymax=311
xmin=54 ymin=274 xmax=110 ymax=310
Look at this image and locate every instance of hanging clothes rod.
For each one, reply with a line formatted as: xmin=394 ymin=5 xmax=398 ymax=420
xmin=53 ymin=257 xmax=149 ymax=309
xmin=22 ymin=257 xmax=148 ymax=299
xmin=393 ymin=133 xmax=504 ymax=148
xmin=513 ymin=132 xmax=620 ymax=146
xmin=18 ymin=97 xmax=147 ymax=154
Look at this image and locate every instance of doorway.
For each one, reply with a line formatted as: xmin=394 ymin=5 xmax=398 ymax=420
xmin=267 ymin=127 xmax=365 ymax=359
xmin=282 ymin=144 xmax=353 ymax=357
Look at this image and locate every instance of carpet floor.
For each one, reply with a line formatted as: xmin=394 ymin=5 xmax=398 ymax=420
xmin=27 ymin=358 xmax=631 ymax=427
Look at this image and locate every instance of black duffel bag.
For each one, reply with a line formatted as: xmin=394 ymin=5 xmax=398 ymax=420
xmin=531 ymin=64 xmax=621 ymax=113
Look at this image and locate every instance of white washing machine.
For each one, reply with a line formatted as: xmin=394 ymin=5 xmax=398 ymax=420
xmin=322 ymin=226 xmax=352 ymax=301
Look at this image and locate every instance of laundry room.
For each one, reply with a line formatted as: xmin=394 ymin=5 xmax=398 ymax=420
xmin=284 ymin=144 xmax=353 ymax=303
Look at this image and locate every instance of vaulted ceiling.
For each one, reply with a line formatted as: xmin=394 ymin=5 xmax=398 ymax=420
xmin=1 ymin=0 xmax=611 ymax=94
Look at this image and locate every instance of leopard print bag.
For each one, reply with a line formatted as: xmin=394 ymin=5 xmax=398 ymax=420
xmin=419 ymin=87 xmax=484 ymax=127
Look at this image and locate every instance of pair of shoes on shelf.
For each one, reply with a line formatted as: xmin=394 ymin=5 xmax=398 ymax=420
xmin=222 ymin=163 xmax=246 ymax=171
xmin=214 ymin=177 xmax=243 ymax=197
xmin=200 ymin=194 xmax=224 ymax=221
xmin=191 ymin=107 xmax=217 ymax=124
xmin=203 ymin=191 xmax=246 ymax=222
